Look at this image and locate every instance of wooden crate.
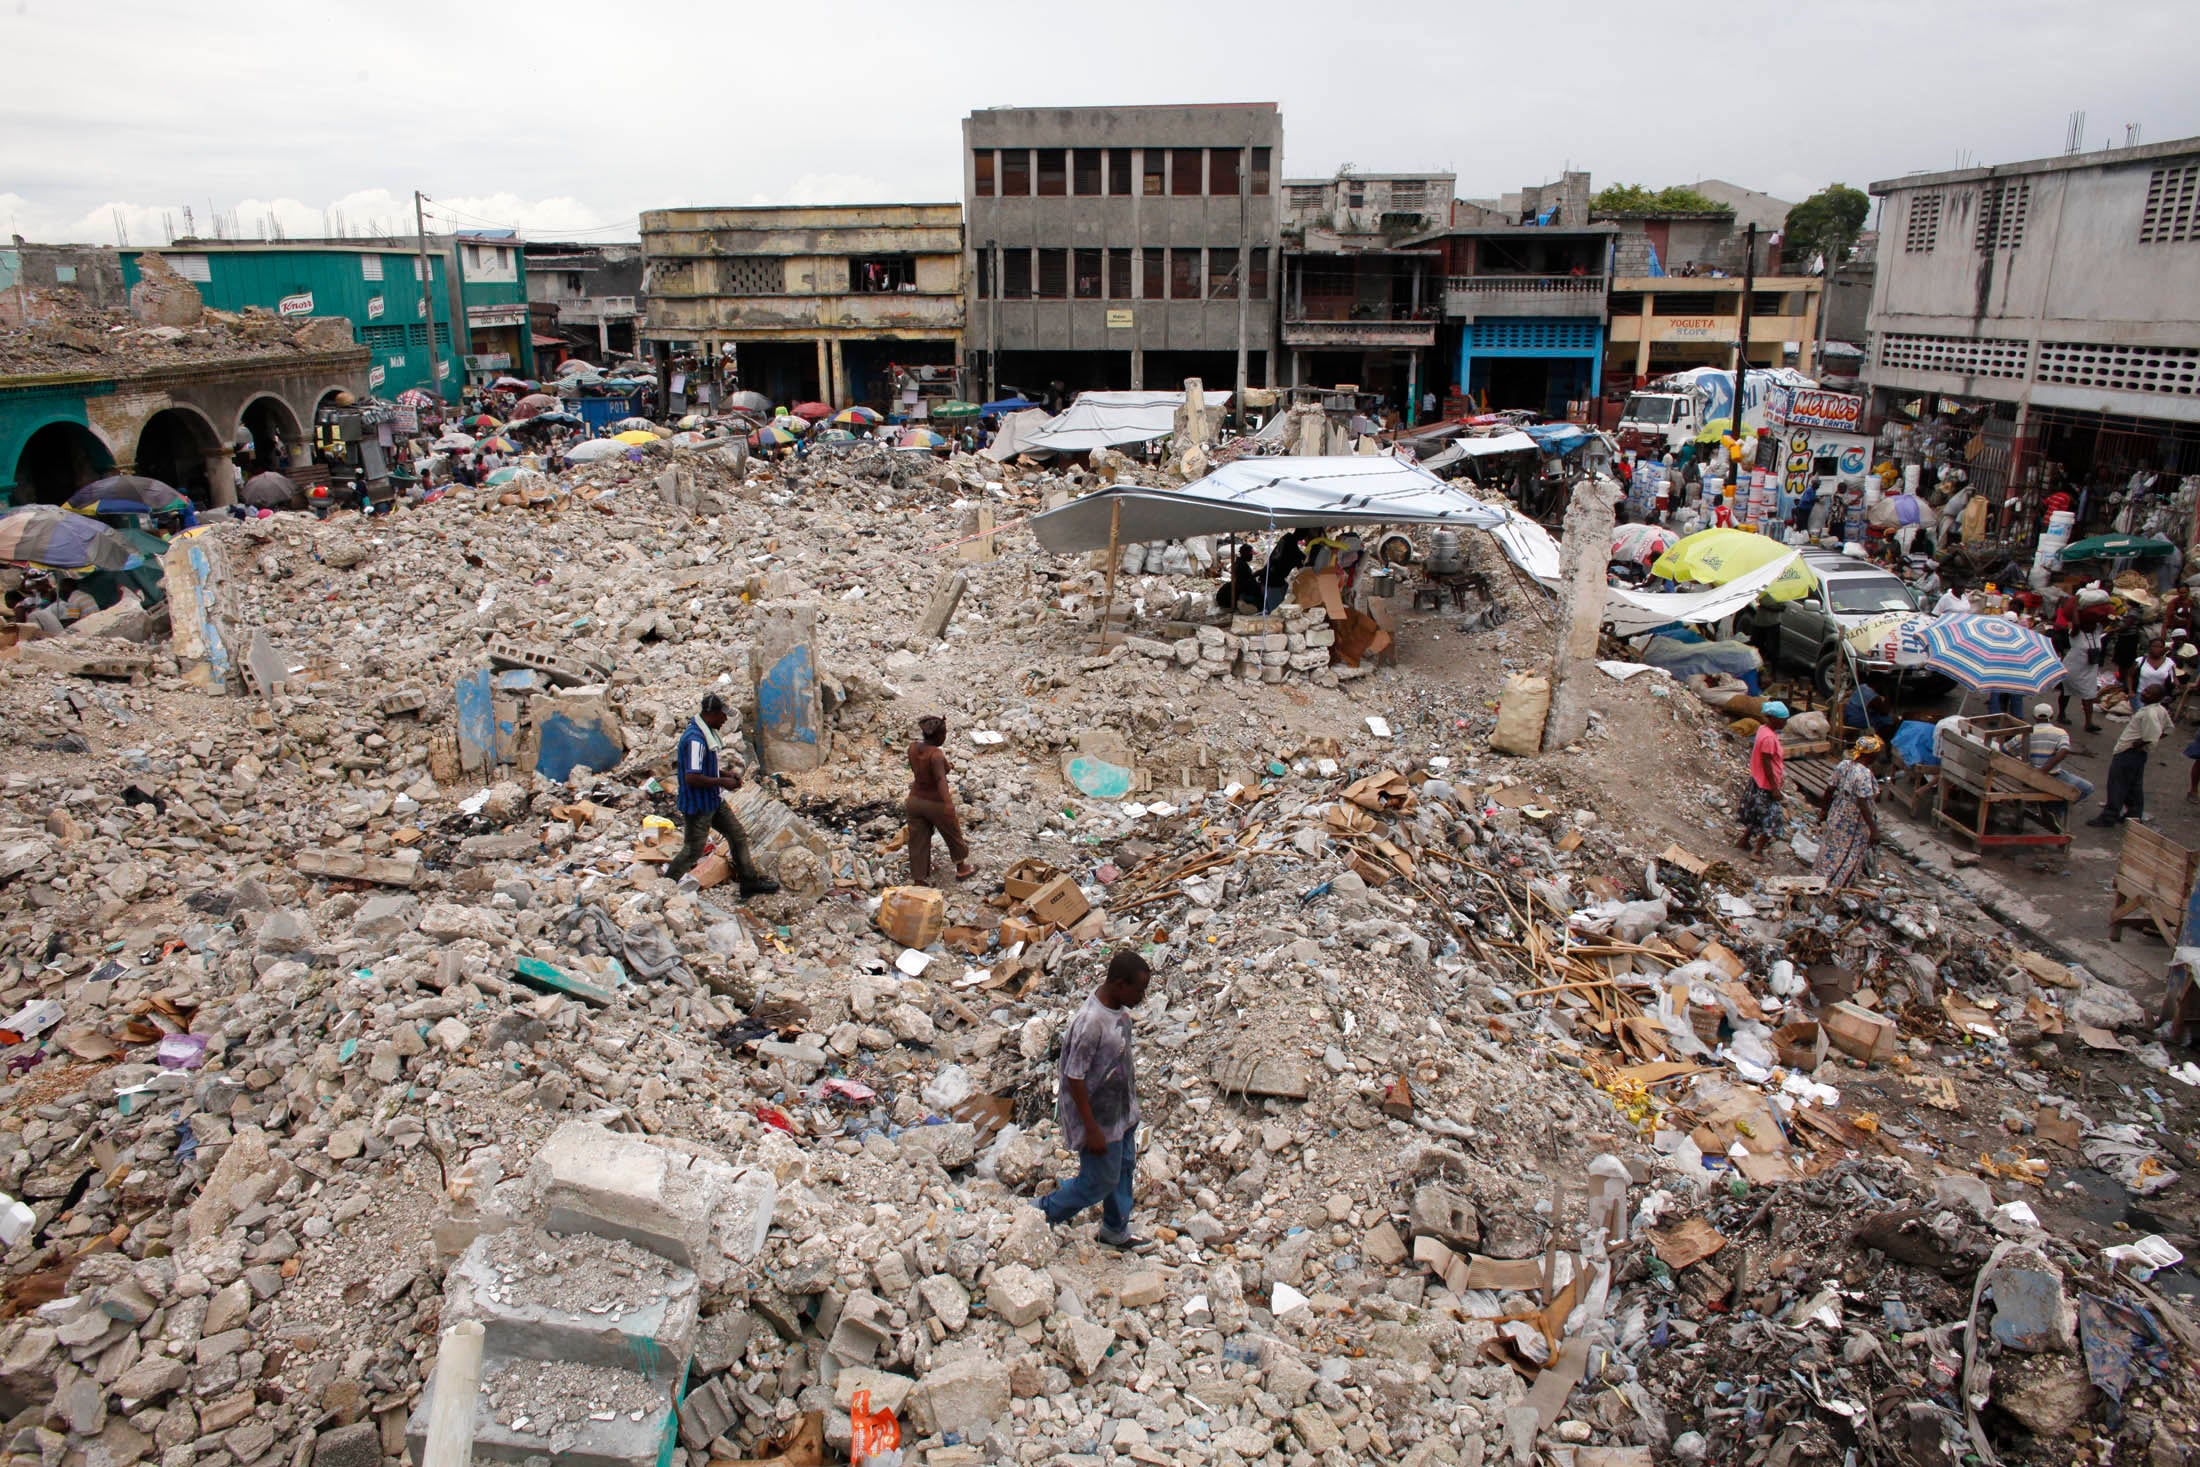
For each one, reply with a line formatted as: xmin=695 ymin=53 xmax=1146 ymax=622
xmin=2110 ymin=822 xmax=2198 ymax=946
xmin=1933 ymin=729 xmax=2073 ymax=852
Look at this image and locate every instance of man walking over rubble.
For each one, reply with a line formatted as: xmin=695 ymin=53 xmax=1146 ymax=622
xmin=1736 ymin=701 xmax=1790 ymax=862
xmin=665 ymin=693 xmax=781 ymax=896
xmin=1035 ymin=949 xmax=1152 ymax=1249
xmin=2091 ymin=680 xmax=2173 ymax=828
xmin=905 ymin=714 xmax=975 ymax=884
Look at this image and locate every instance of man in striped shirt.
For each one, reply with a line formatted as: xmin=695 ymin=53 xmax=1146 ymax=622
xmin=665 ymin=694 xmax=780 ymax=895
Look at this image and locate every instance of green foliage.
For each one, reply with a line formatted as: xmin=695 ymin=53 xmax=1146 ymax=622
xmin=1784 ymin=185 xmax=1871 ymax=265
xmin=1590 ymin=184 xmax=1726 ymax=215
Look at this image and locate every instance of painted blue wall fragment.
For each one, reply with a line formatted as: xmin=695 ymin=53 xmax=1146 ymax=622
xmin=453 ymin=668 xmax=496 ymax=773
xmin=1066 ymin=755 xmax=1134 ymax=799
xmin=755 ymin=646 xmax=819 ymax=747
xmin=536 ymin=707 xmax=624 ymax=782
xmin=185 ymin=543 xmax=230 ymax=688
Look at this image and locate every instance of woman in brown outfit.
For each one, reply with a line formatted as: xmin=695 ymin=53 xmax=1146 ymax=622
xmin=906 ymin=715 xmax=976 ymax=883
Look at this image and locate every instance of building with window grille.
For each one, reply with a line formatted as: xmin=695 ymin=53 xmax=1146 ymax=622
xmin=961 ymin=104 xmax=1283 ymax=406
xmin=1278 ymin=172 xmax=1451 ymax=418
xmin=638 ymin=205 xmax=963 ymax=410
xmin=1865 ymin=137 xmax=2200 ymax=492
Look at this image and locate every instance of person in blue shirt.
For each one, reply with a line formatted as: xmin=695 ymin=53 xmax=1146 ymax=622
xmin=665 ymin=694 xmax=780 ymax=896
xmin=1844 ymin=681 xmax=1897 ymax=738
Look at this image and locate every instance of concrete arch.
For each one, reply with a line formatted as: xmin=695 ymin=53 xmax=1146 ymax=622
xmin=12 ymin=420 xmax=118 ymax=504
xmin=237 ymin=392 xmax=304 ymax=471
xmin=134 ymin=404 xmax=230 ymax=506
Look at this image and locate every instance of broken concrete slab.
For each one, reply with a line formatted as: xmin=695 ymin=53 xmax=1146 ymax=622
xmin=295 ymin=848 xmax=422 ymax=887
xmin=539 ymin=1121 xmax=736 ymax=1276
xmin=443 ymin=1228 xmax=699 ymax=1382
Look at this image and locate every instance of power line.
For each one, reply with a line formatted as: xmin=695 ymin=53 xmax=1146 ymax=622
xmin=421 ymin=198 xmax=639 ymax=239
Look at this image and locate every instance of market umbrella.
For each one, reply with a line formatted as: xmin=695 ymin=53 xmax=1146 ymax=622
xmin=242 ymin=471 xmax=297 ymax=509
xmin=485 ymin=466 xmax=543 ymax=487
xmin=725 ymin=390 xmax=772 ymax=413
xmin=930 ymin=400 xmax=981 ymax=420
xmin=477 ymin=436 xmax=516 ymax=453
xmin=0 ymin=507 xmax=139 ymax=572
xmin=395 ymin=388 xmax=438 ymax=409
xmin=66 ymin=475 xmax=188 ymax=515
xmin=1918 ymin=614 xmax=2065 ymax=695
xmin=1843 ymin=612 xmax=1935 ymax=669
xmin=1649 ymin=528 xmax=1818 ymax=602
xmin=2059 ymin=534 xmax=2176 ymax=564
xmin=1610 ymin=523 xmax=1677 ymax=565
xmin=492 ymin=376 xmax=533 ymax=392
xmin=612 ymin=417 xmax=657 ymax=433
xmin=895 ymin=429 xmax=948 ymax=451
xmin=555 ymin=360 xmax=597 ymax=377
xmin=565 ymin=439 xmax=631 ymax=464
xmin=508 ymin=393 xmax=560 ymax=420
xmin=434 ymin=431 xmax=476 ymax=451
xmin=789 ymin=401 xmax=832 ymax=421
xmin=612 ymin=429 xmax=657 ymax=446
xmin=831 ymin=407 xmax=883 ymax=428
xmin=461 ymin=414 xmax=502 ymax=431
xmin=750 ymin=425 xmax=799 ymax=449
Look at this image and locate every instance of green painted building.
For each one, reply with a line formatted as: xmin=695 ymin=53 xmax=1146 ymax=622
xmin=121 ymin=234 xmax=535 ymax=403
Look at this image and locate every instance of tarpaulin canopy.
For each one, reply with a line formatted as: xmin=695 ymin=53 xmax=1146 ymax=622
xmin=980 ymin=408 xmax=1053 ymax=462
xmin=1523 ymin=423 xmax=1592 ymax=456
xmin=1598 ymin=550 xmax=1805 ymax=637
xmin=1420 ymin=431 xmax=1539 ymax=472
xmin=1029 ymin=455 xmax=1510 ymax=554
xmin=1022 ymin=390 xmax=1233 ymax=453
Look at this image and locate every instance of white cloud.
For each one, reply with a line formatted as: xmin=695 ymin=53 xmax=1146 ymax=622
xmin=0 ymin=190 xmax=628 ymax=247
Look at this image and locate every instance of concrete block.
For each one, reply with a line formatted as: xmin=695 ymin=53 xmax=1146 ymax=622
xmin=297 ymin=848 xmax=421 ymax=887
xmin=827 ymin=1291 xmax=893 ymax=1365
xmin=751 ymin=603 xmax=829 ymax=774
xmin=908 ymin=570 xmax=969 ymax=648
xmin=407 ymin=1359 xmax=674 ymax=1467
xmin=315 ymin=1423 xmax=381 ymax=1467
xmin=540 ymin=1121 xmax=734 ymax=1272
xmin=1305 ymin=627 xmax=1336 ymax=648
xmin=1409 ymin=1185 xmax=1481 ymax=1251
xmin=986 ymin=1263 xmax=1054 ymax=1327
xmin=444 ymin=1229 xmax=699 ymax=1382
xmin=909 ymin=1352 xmax=1012 ymax=1437
xmin=918 ymin=1273 xmax=970 ymax=1331
xmin=1118 ymin=1272 xmax=1165 ymax=1309
xmin=675 ymin=1374 xmax=736 ymax=1450
xmin=833 ymin=1367 xmax=916 ymax=1415
xmin=1990 ymin=1255 xmax=2075 ymax=1353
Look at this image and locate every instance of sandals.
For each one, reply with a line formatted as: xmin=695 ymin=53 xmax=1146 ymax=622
xmin=954 ymin=861 xmax=977 ymax=880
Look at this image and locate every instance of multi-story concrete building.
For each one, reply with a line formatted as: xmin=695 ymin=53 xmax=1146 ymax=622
xmin=1866 ymin=137 xmax=2200 ymax=488
xmin=1605 ymin=270 xmax=1822 ymax=386
xmin=526 ymin=241 xmax=642 ymax=365
xmin=638 ymin=205 xmax=963 ymax=409
xmin=1278 ymin=171 xmax=1450 ymax=411
xmin=962 ymin=104 xmax=1282 ymax=403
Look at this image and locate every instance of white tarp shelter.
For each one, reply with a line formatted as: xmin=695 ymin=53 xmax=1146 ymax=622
xmin=1030 ymin=455 xmax=1515 ymax=554
xmin=1022 ymin=390 xmax=1233 ymax=454
xmin=980 ymin=408 xmax=1053 ymax=461
xmin=1593 ymin=551 xmax=1802 ymax=637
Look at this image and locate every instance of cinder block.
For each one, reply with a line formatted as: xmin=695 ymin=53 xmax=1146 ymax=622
xmin=407 ymin=1359 xmax=674 ymax=1467
xmin=443 ymin=1229 xmax=699 ymax=1382
xmin=540 ymin=1121 xmax=732 ymax=1270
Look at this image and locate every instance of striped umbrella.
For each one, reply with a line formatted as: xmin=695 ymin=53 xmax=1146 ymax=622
xmin=895 ymin=429 xmax=948 ymax=451
xmin=476 ymin=436 xmax=516 ymax=453
xmin=0 ymin=507 xmax=139 ymax=572
xmin=1918 ymin=613 xmax=2065 ymax=694
xmin=831 ymin=407 xmax=882 ymax=428
xmin=750 ymin=425 xmax=799 ymax=449
xmin=66 ymin=475 xmax=188 ymax=515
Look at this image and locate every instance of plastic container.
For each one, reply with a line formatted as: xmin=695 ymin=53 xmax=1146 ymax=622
xmin=0 ymin=1193 xmax=33 ymax=1247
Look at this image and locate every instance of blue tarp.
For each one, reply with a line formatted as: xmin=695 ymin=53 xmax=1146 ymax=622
xmin=1523 ymin=423 xmax=1592 ymax=457
xmin=1640 ymin=635 xmax=1762 ymax=691
xmin=981 ymin=397 xmax=1038 ymax=416
xmin=1892 ymin=719 xmax=1940 ymax=768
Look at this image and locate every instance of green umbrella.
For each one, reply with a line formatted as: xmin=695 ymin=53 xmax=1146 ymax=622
xmin=0 ymin=507 xmax=137 ymax=571
xmin=2058 ymin=534 xmax=2175 ymax=564
xmin=930 ymin=400 xmax=981 ymax=419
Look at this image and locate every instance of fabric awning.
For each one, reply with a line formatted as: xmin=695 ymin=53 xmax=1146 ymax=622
xmin=1022 ymin=389 xmax=1234 ymax=453
xmin=1029 ymin=455 xmax=1514 ymax=554
xmin=1598 ymin=550 xmax=1802 ymax=636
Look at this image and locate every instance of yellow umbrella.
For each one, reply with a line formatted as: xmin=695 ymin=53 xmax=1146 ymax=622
xmin=612 ymin=429 xmax=657 ymax=446
xmin=1649 ymin=527 xmax=1818 ymax=602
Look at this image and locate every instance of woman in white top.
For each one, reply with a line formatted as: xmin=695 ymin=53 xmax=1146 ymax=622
xmin=2135 ymin=636 xmax=2178 ymax=702
xmin=1932 ymin=584 xmax=1973 ymax=617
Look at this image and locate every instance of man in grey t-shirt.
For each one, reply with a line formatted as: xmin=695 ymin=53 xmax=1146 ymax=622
xmin=1036 ymin=949 xmax=1152 ymax=1248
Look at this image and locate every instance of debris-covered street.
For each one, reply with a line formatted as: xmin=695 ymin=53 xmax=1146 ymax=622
xmin=0 ymin=403 xmax=2194 ymax=1467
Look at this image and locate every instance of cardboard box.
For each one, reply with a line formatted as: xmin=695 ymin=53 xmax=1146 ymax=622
xmin=1773 ymin=1020 xmax=1829 ymax=1071
xmin=876 ymin=886 xmax=947 ymax=949
xmin=1823 ymin=1001 xmax=1899 ymax=1062
xmin=1024 ymin=874 xmax=1090 ymax=928
xmin=1002 ymin=858 xmax=1060 ymax=902
xmin=999 ymin=915 xmax=1054 ymax=949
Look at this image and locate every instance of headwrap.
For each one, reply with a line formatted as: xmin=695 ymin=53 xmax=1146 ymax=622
xmin=1849 ymin=734 xmax=1886 ymax=760
xmin=1760 ymin=700 xmax=1790 ymax=720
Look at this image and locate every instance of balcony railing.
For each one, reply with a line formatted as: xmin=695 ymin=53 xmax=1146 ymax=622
xmin=1444 ymin=274 xmax=1606 ymax=295
xmin=1283 ymin=304 xmax=1441 ymax=323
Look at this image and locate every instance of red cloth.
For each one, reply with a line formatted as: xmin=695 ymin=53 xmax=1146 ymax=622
xmin=1750 ymin=724 xmax=1786 ymax=791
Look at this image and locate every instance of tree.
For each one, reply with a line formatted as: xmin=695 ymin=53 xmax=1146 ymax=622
xmin=1784 ymin=185 xmax=1870 ymax=268
xmin=1590 ymin=183 xmax=1725 ymax=215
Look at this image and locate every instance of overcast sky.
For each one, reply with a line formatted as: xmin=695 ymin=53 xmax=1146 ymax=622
xmin=4 ymin=0 xmax=2196 ymax=247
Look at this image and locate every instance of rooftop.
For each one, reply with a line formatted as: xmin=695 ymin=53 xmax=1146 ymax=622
xmin=1870 ymin=134 xmax=2200 ymax=195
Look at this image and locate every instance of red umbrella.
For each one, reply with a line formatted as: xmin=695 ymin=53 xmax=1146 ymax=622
xmin=789 ymin=401 xmax=832 ymax=421
xmin=508 ymin=393 xmax=560 ymax=421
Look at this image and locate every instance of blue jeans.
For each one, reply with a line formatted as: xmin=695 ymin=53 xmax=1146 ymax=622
xmin=1039 ymin=1125 xmax=1136 ymax=1236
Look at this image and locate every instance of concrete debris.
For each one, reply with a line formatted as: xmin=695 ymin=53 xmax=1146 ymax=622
xmin=0 ymin=424 xmax=2190 ymax=1467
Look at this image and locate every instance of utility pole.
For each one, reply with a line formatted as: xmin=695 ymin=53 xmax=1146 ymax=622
xmin=413 ymin=190 xmax=444 ymax=400
xmin=1733 ymin=221 xmax=1757 ymax=439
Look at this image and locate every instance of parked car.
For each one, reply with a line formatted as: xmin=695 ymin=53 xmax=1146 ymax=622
xmin=1736 ymin=550 xmax=1930 ymax=693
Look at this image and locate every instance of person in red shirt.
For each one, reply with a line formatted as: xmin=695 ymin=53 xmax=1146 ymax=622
xmin=905 ymin=715 xmax=976 ymax=884
xmin=1736 ymin=701 xmax=1791 ymax=861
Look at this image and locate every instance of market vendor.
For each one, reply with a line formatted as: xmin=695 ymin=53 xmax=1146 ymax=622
xmin=1843 ymin=681 xmax=1898 ymax=739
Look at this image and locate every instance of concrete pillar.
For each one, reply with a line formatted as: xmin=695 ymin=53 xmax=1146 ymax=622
xmin=1541 ymin=473 xmax=1624 ymax=751
xmin=749 ymin=603 xmax=828 ymax=774
xmin=205 ymin=454 xmax=238 ymax=508
xmin=814 ymin=339 xmax=830 ymax=404
xmin=1130 ymin=344 xmax=1143 ymax=390
xmin=1634 ymin=295 xmax=1653 ymax=379
xmin=598 ymin=319 xmax=609 ymax=357
xmin=828 ymin=338 xmax=846 ymax=407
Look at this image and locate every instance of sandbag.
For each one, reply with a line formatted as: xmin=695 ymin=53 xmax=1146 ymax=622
xmin=1490 ymin=673 xmax=1550 ymax=756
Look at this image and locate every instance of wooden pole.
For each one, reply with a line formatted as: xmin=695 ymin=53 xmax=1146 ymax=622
xmin=421 ymin=1320 xmax=485 ymax=1467
xmin=1098 ymin=498 xmax=1122 ymax=648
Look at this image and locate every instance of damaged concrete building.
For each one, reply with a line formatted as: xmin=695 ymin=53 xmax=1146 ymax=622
xmin=961 ymin=103 xmax=1282 ymax=405
xmin=638 ymin=205 xmax=965 ymax=410
xmin=1278 ymin=170 xmax=1452 ymax=411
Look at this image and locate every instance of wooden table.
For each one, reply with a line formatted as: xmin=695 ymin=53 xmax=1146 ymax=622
xmin=2110 ymin=821 xmax=2199 ymax=945
xmin=1933 ymin=726 xmax=2075 ymax=852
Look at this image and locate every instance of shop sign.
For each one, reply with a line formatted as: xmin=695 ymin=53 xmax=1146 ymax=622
xmin=277 ymin=292 xmax=314 ymax=317
xmin=367 ymin=295 xmax=384 ymax=319
xmin=367 ymin=365 xmax=386 ymax=388
xmin=1106 ymin=309 xmax=1134 ymax=329
xmin=1663 ymin=317 xmax=1723 ymax=340
xmin=1785 ymin=388 xmax=1863 ymax=432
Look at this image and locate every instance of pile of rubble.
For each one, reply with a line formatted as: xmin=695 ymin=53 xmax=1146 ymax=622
xmin=0 ymin=256 xmax=358 ymax=376
xmin=0 ymin=434 xmax=2192 ymax=1467
xmin=1121 ymin=605 xmax=1346 ymax=689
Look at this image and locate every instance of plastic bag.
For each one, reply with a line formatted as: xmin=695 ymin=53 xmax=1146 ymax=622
xmin=922 ymin=1064 xmax=973 ymax=1112
xmin=850 ymin=1389 xmax=901 ymax=1467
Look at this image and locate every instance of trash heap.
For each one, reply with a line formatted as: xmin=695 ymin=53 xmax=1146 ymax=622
xmin=0 ymin=435 xmax=2193 ymax=1467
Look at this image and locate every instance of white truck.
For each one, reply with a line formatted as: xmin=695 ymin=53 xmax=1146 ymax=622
xmin=1617 ymin=366 xmax=1822 ymax=453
